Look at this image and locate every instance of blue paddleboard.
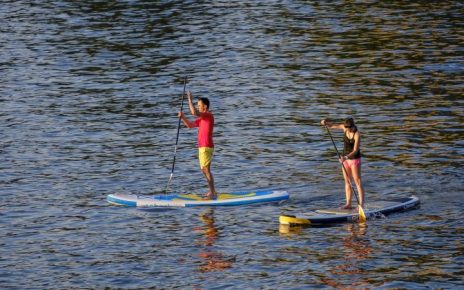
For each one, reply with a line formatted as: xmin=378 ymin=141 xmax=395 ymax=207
xmin=107 ymin=189 xmax=289 ymax=207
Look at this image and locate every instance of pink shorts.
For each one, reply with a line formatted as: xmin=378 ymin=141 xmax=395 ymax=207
xmin=343 ymin=158 xmax=361 ymax=169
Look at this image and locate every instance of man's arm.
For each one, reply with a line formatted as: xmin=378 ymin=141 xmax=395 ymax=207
xmin=187 ymin=91 xmax=200 ymax=117
xmin=178 ymin=112 xmax=196 ymax=128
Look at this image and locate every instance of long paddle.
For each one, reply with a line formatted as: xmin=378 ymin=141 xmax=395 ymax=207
xmin=165 ymin=76 xmax=188 ymax=193
xmin=324 ymin=125 xmax=367 ymax=222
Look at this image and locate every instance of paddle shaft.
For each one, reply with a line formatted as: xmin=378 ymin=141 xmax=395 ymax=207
xmin=166 ymin=76 xmax=188 ymax=191
xmin=324 ymin=125 xmax=362 ymax=206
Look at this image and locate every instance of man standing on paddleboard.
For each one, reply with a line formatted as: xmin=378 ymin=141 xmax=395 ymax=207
xmin=179 ymin=92 xmax=217 ymax=200
xmin=321 ymin=118 xmax=365 ymax=209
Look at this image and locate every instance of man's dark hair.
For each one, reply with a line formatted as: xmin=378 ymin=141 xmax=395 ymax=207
xmin=199 ymin=97 xmax=210 ymax=109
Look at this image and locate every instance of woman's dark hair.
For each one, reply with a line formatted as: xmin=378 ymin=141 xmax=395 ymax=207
xmin=344 ymin=118 xmax=357 ymax=132
xmin=199 ymin=97 xmax=210 ymax=109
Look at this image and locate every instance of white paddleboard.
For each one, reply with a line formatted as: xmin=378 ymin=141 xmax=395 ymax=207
xmin=108 ymin=189 xmax=289 ymax=207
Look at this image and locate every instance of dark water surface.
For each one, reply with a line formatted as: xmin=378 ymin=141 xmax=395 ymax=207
xmin=1 ymin=1 xmax=463 ymax=289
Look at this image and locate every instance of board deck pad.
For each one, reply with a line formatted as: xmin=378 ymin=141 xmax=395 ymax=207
xmin=315 ymin=208 xmax=357 ymax=214
xmin=108 ymin=189 xmax=289 ymax=207
xmin=172 ymin=192 xmax=255 ymax=201
xmin=280 ymin=196 xmax=420 ymax=225
xmin=315 ymin=201 xmax=401 ymax=214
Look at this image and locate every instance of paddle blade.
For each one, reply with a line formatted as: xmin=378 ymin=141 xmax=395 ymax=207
xmin=358 ymin=206 xmax=367 ymax=223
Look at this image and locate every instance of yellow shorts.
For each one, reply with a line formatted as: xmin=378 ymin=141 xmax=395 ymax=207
xmin=198 ymin=147 xmax=214 ymax=169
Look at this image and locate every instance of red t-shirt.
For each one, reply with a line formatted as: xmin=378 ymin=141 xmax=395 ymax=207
xmin=193 ymin=112 xmax=214 ymax=148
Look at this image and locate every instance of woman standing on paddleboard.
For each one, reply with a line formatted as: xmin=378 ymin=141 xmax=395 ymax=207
xmin=320 ymin=118 xmax=365 ymax=209
xmin=179 ymin=91 xmax=217 ymax=200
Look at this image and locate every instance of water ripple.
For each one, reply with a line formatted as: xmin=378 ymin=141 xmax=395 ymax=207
xmin=1 ymin=0 xmax=463 ymax=289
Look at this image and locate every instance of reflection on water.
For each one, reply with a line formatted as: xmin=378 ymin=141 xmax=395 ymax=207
xmin=323 ymin=224 xmax=372 ymax=288
xmin=279 ymin=223 xmax=297 ymax=235
xmin=195 ymin=209 xmax=234 ymax=273
xmin=280 ymin=222 xmax=374 ymax=289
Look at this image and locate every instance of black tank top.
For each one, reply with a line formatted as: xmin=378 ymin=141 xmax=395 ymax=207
xmin=343 ymin=130 xmax=361 ymax=159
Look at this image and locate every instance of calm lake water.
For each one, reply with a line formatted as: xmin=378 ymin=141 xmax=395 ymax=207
xmin=1 ymin=1 xmax=463 ymax=289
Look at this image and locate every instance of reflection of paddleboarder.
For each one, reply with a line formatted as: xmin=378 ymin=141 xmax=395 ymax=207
xmin=178 ymin=91 xmax=217 ymax=200
xmin=198 ymin=209 xmax=218 ymax=247
xmin=196 ymin=209 xmax=233 ymax=272
xmin=321 ymin=224 xmax=372 ymax=288
xmin=320 ymin=118 xmax=365 ymax=209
